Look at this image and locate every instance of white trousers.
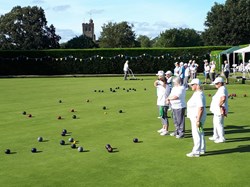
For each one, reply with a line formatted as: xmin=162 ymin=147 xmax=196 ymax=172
xmin=212 ymin=114 xmax=225 ymax=141
xmin=190 ymin=118 xmax=206 ymax=154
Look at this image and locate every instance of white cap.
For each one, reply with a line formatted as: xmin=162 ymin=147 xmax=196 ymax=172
xmin=180 ymin=62 xmax=184 ymax=66
xmin=213 ymin=77 xmax=224 ymax=84
xmin=184 ymin=63 xmax=187 ymax=66
xmin=165 ymin=70 xmax=172 ymax=76
xmin=188 ymin=78 xmax=201 ymax=85
xmin=156 ymin=70 xmax=164 ymax=76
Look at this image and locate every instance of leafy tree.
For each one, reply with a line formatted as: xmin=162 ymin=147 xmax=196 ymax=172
xmin=136 ymin=35 xmax=152 ymax=47
xmin=64 ymin=35 xmax=98 ymax=49
xmin=154 ymin=28 xmax=203 ymax=47
xmin=203 ymin=0 xmax=250 ymax=45
xmin=99 ymin=21 xmax=136 ymax=48
xmin=0 ymin=6 xmax=61 ymax=50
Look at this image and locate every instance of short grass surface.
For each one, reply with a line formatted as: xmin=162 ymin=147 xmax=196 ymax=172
xmin=0 ymin=76 xmax=249 ymax=187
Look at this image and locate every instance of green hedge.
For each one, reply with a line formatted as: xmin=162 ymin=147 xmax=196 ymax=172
xmin=0 ymin=47 xmax=228 ymax=75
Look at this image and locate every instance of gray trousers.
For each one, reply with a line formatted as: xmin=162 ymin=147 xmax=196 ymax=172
xmin=172 ymin=108 xmax=186 ymax=137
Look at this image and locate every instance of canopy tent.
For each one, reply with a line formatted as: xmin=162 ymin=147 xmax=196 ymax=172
xmin=233 ymin=45 xmax=250 ymax=78
xmin=219 ymin=46 xmax=240 ymax=69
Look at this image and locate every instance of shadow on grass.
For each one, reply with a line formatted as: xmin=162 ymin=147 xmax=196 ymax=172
xmin=32 ymin=151 xmax=43 ymax=153
xmin=184 ymin=125 xmax=249 ymax=139
xmin=111 ymin=148 xmax=119 ymax=153
xmin=137 ymin=141 xmax=143 ymax=143
xmin=204 ymin=145 xmax=250 ymax=156
xmin=224 ymin=125 xmax=250 ymax=135
xmin=10 ymin=152 xmax=17 ymax=154
xmin=82 ymin=150 xmax=90 ymax=153
xmin=225 ymin=137 xmax=250 ymax=143
xmin=42 ymin=140 xmax=49 ymax=142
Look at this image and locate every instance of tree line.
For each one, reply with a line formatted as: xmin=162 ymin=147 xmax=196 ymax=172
xmin=0 ymin=0 xmax=250 ymax=50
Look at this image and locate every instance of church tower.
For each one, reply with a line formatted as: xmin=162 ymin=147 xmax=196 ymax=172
xmin=82 ymin=19 xmax=96 ymax=41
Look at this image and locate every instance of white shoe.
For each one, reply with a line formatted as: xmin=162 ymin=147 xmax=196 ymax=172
xmin=170 ymin=132 xmax=176 ymax=136
xmin=209 ymin=137 xmax=217 ymax=141
xmin=186 ymin=152 xmax=200 ymax=157
xmin=160 ymin=131 xmax=168 ymax=136
xmin=157 ymin=128 xmax=164 ymax=133
xmin=214 ymin=139 xmax=225 ymax=143
xmin=200 ymin=151 xmax=205 ymax=155
xmin=176 ymin=135 xmax=184 ymax=139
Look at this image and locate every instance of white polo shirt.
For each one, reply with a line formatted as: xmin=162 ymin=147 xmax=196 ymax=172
xmin=210 ymin=86 xmax=228 ymax=115
xmin=187 ymin=91 xmax=207 ymax=123
xmin=169 ymin=86 xmax=186 ymax=109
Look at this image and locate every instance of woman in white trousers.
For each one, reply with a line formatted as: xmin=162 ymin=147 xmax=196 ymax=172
xmin=209 ymin=77 xmax=228 ymax=143
xmin=186 ymin=78 xmax=206 ymax=157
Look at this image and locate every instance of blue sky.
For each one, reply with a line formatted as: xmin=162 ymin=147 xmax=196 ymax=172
xmin=0 ymin=0 xmax=226 ymax=43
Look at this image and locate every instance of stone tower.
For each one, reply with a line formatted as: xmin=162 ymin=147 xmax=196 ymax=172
xmin=82 ymin=19 xmax=96 ymax=41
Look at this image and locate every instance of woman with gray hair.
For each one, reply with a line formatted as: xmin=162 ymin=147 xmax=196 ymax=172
xmin=166 ymin=77 xmax=186 ymax=138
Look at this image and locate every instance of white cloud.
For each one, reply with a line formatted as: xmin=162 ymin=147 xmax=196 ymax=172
xmin=31 ymin=0 xmax=45 ymax=4
xmin=52 ymin=5 xmax=71 ymax=12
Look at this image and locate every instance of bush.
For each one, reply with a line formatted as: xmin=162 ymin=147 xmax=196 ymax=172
xmin=0 ymin=47 xmax=229 ymax=75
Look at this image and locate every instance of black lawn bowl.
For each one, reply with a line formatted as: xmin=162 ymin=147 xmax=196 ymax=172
xmin=62 ymin=129 xmax=67 ymax=134
xmin=31 ymin=148 xmax=37 ymax=153
xmin=133 ymin=138 xmax=139 ymax=143
xmin=119 ymin=110 xmax=123 ymax=113
xmin=110 ymin=88 xmax=113 ymax=91
xmin=58 ymin=116 xmax=62 ymax=120
xmin=123 ymin=88 xmax=126 ymax=90
xmin=105 ymin=144 xmax=113 ymax=152
xmin=71 ymin=109 xmax=75 ymax=112
xmin=144 ymin=88 xmax=147 ymax=91
xmin=78 ymin=146 xmax=84 ymax=152
xmin=107 ymin=147 xmax=113 ymax=153
xmin=59 ymin=100 xmax=62 ymax=103
xmin=102 ymin=90 xmax=104 ymax=93
xmin=60 ymin=140 xmax=65 ymax=145
xmin=103 ymin=106 xmax=107 ymax=110
xmin=22 ymin=111 xmax=27 ymax=115
xmin=127 ymin=90 xmax=129 ymax=92
xmin=94 ymin=90 xmax=97 ymax=92
xmin=86 ymin=99 xmax=90 ymax=103
xmin=61 ymin=132 xmax=66 ymax=136
xmin=105 ymin=144 xmax=111 ymax=149
xmin=71 ymin=144 xmax=76 ymax=149
xmin=5 ymin=149 xmax=11 ymax=154
xmin=37 ymin=137 xmax=43 ymax=142
xmin=69 ymin=138 xmax=74 ymax=143
xmin=28 ymin=114 xmax=32 ymax=118
xmin=72 ymin=115 xmax=77 ymax=119
xmin=112 ymin=90 xmax=116 ymax=92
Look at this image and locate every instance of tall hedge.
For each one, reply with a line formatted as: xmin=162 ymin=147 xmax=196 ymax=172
xmin=0 ymin=47 xmax=228 ymax=75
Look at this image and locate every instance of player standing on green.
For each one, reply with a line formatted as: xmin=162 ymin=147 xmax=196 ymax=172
xmin=186 ymin=78 xmax=206 ymax=157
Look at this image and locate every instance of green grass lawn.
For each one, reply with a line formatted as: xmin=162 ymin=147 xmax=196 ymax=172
xmin=0 ymin=76 xmax=249 ymax=187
